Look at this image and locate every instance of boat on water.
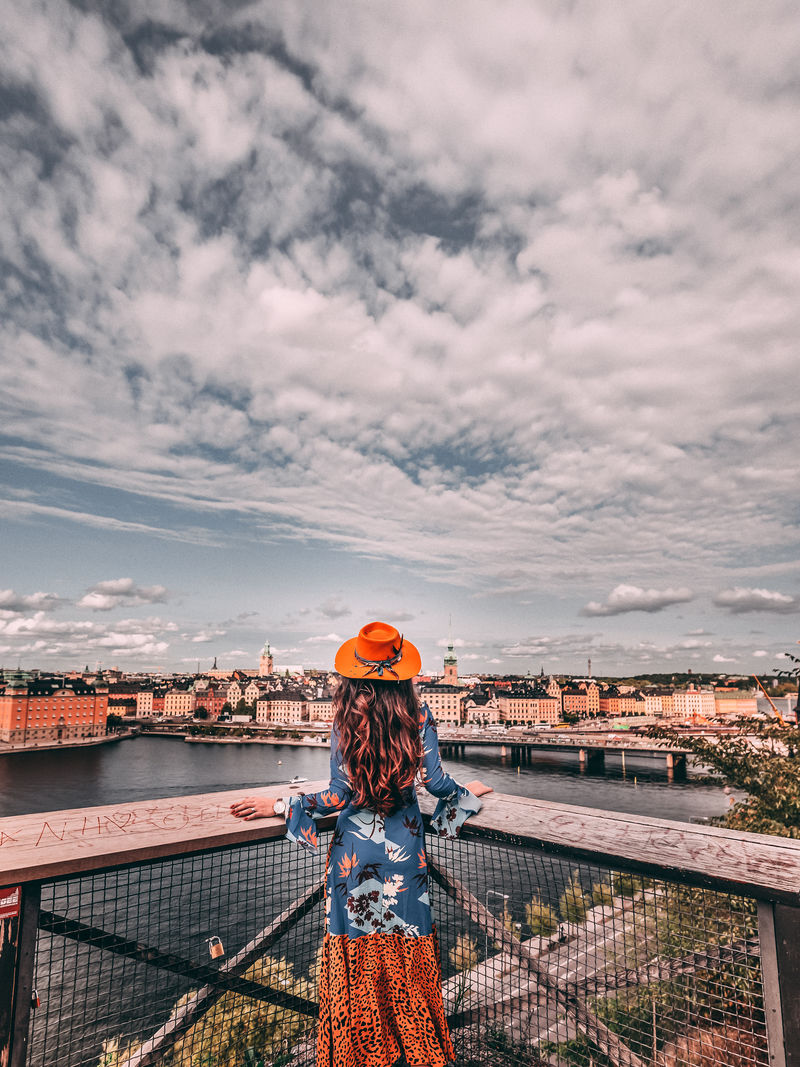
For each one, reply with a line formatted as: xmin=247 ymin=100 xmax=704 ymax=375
xmin=289 ymin=775 xmax=308 ymax=784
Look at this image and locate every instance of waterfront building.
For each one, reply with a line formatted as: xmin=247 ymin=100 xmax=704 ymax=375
xmin=562 ymin=687 xmax=589 ymax=718
xmin=244 ymin=680 xmax=268 ymax=705
xmin=641 ymin=691 xmax=664 ymax=717
xmin=0 ymin=672 xmax=109 ymax=744
xmin=136 ymin=688 xmax=154 ymax=717
xmin=545 ymin=675 xmax=563 ymax=705
xmin=417 ymin=683 xmax=463 ymax=725
xmin=497 ymin=686 xmax=561 ymax=725
xmin=462 ymin=691 xmax=502 ymax=725
xmin=671 ymin=688 xmax=716 ymax=720
xmin=256 ymin=690 xmax=308 ymax=724
xmin=307 ymin=696 xmax=334 ymax=723
xmin=713 ymin=689 xmax=758 ymax=717
xmin=163 ymin=687 xmax=196 ymax=717
xmin=599 ymin=686 xmax=640 ymax=717
xmin=193 ymin=684 xmax=228 ymax=720
xmin=583 ymin=680 xmax=600 ymax=716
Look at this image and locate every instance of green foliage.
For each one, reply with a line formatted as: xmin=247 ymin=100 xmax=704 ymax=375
xmin=449 ymin=932 xmax=480 ymax=971
xmin=453 ymin=1025 xmax=547 ymax=1065
xmin=558 ymin=870 xmax=591 ymax=923
xmin=611 ymin=871 xmax=652 ymax=898
xmin=524 ymin=892 xmax=559 ymax=936
xmin=98 ymin=954 xmax=315 ymax=1067
xmin=648 ymin=717 xmax=800 ymax=837
xmin=591 ymin=879 xmax=616 ymax=907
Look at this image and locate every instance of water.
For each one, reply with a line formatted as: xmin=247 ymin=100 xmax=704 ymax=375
xmin=0 ymin=735 xmax=728 ymax=823
xmin=2 ymin=737 xmax=730 ymax=1066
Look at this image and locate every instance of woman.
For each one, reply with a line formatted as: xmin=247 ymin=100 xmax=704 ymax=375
xmin=232 ymin=621 xmax=491 ymax=1067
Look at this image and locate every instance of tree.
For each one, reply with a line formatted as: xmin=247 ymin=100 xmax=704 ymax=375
xmin=648 ymin=718 xmax=800 ymax=837
xmin=106 ymin=713 xmax=124 ymax=733
xmin=194 ymin=707 xmax=208 ymax=720
xmin=775 ymin=649 xmax=800 ymax=719
xmin=558 ymin=870 xmax=591 ymax=923
xmin=524 ymin=893 xmax=558 ymax=936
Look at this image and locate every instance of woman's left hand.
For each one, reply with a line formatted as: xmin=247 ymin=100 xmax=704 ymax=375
xmin=230 ymin=796 xmax=279 ymax=820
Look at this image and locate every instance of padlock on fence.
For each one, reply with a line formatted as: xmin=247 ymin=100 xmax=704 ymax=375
xmin=206 ymin=935 xmax=225 ymax=960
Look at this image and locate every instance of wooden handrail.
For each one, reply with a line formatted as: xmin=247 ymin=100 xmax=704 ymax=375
xmin=1 ymin=783 xmax=800 ymax=903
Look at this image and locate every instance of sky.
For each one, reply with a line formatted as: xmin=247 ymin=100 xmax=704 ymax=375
xmin=1 ymin=1 xmax=799 ymax=677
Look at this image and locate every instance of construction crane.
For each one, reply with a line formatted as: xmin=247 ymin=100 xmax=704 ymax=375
xmin=752 ymin=674 xmax=786 ymax=726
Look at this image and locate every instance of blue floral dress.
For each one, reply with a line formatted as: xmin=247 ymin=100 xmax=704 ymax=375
xmin=282 ymin=702 xmax=481 ymax=1067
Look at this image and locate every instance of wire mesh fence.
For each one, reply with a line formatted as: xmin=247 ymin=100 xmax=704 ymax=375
xmin=25 ymin=826 xmax=770 ymax=1067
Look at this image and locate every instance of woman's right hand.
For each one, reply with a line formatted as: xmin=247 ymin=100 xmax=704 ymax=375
xmin=464 ymin=779 xmax=493 ymax=797
xmin=230 ymin=795 xmax=279 ymax=820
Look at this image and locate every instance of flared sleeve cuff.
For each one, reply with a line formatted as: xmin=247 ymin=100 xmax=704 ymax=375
xmin=430 ymin=786 xmax=482 ymax=838
xmin=284 ymin=795 xmax=320 ymax=852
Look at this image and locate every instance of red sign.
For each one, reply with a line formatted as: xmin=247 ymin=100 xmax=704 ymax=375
xmin=0 ymin=886 xmax=21 ymax=920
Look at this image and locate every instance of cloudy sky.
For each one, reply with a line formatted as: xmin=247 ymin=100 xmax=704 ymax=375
xmin=2 ymin=1 xmax=799 ymax=676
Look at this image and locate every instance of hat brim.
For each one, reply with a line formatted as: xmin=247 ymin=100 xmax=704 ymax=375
xmin=334 ymin=636 xmax=421 ymax=682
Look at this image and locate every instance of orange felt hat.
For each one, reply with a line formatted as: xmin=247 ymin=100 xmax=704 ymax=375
xmin=334 ymin=621 xmax=421 ymax=682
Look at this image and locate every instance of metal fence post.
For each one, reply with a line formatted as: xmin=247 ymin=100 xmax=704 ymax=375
xmin=3 ymin=883 xmax=41 ymax=1067
xmin=760 ymin=900 xmax=800 ymax=1067
xmin=775 ymin=904 xmax=800 ymax=1066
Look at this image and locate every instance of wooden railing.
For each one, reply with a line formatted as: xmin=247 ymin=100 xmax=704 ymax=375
xmin=1 ymin=785 xmax=799 ymax=1067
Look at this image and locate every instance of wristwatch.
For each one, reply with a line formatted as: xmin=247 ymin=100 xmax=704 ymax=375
xmin=273 ymin=799 xmax=286 ymax=816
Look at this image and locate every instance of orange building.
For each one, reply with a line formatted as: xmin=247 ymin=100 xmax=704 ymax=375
xmin=0 ymin=672 xmax=109 ymax=744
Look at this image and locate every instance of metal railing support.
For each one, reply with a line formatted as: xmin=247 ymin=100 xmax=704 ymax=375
xmin=758 ymin=900 xmax=800 ymax=1067
xmin=760 ymin=901 xmax=800 ymax=1067
xmin=1 ymin=883 xmax=41 ymax=1067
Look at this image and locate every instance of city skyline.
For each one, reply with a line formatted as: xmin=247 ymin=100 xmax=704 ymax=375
xmin=2 ymin=3 xmax=799 ymax=674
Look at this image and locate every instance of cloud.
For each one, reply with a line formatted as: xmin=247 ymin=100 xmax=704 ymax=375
xmin=581 ymin=585 xmax=694 ymax=617
xmin=1 ymin=3 xmax=799 ymax=670
xmin=713 ymin=654 xmax=737 ymax=663
xmin=317 ymin=596 xmax=351 ymax=620
xmin=366 ymin=610 xmax=416 ymax=623
xmin=0 ymin=589 xmax=63 ymax=615
xmin=185 ymin=629 xmax=227 ymax=643
xmin=302 ymin=633 xmax=343 ymax=644
xmin=713 ymin=587 xmax=799 ymax=614
xmin=78 ymin=578 xmax=168 ymax=612
xmin=436 ymin=637 xmax=466 ymax=648
xmin=0 ymin=611 xmax=174 ymax=661
xmin=753 ymin=650 xmax=769 ymax=657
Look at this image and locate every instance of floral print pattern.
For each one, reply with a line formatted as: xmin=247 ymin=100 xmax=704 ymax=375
xmin=281 ymin=703 xmax=481 ymax=1066
xmin=283 ymin=703 xmax=481 ymax=938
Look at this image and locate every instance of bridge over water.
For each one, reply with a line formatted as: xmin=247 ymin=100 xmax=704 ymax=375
xmin=438 ymin=731 xmax=692 ymax=775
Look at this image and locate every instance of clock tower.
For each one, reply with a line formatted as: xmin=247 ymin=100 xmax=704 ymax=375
xmin=259 ymin=641 xmax=274 ymax=677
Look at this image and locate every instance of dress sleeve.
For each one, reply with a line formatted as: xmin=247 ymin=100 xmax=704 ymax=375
xmin=284 ymin=725 xmax=351 ymax=852
xmin=419 ymin=703 xmax=482 ymax=838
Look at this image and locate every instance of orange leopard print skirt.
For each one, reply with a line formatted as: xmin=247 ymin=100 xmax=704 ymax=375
xmin=316 ymin=927 xmax=454 ymax=1067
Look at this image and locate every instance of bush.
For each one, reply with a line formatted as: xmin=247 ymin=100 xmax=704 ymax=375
xmin=449 ymin=932 xmax=479 ymax=971
xmin=524 ymin=893 xmax=559 ymax=936
xmin=591 ymin=879 xmax=616 ymax=907
xmin=558 ymin=871 xmax=591 ymax=923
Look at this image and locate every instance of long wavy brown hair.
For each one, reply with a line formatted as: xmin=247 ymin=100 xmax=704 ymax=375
xmin=333 ymin=677 xmax=422 ymax=815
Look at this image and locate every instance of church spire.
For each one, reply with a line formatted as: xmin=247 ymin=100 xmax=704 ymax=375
xmin=259 ymin=639 xmax=274 ymax=676
xmin=443 ymin=616 xmax=458 ymax=684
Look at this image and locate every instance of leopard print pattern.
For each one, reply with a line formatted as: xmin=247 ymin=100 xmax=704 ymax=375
xmin=316 ymin=928 xmax=454 ymax=1067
